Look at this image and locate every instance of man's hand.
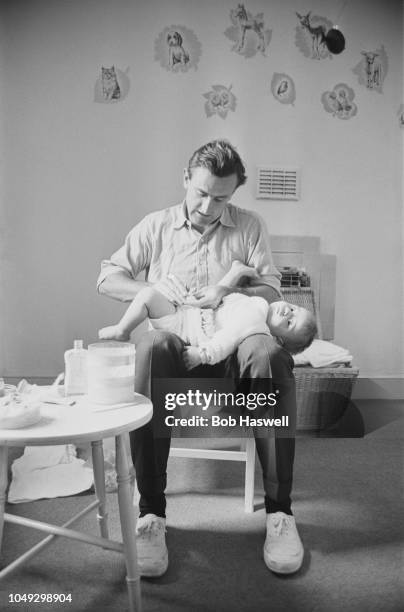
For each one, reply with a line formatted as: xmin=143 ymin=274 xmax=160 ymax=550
xmin=183 ymin=285 xmax=230 ymax=309
xmin=154 ymin=274 xmax=188 ymax=306
xmin=183 ymin=346 xmax=202 ymax=370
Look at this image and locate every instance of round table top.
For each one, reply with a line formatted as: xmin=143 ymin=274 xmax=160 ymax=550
xmin=0 ymin=392 xmax=153 ymax=446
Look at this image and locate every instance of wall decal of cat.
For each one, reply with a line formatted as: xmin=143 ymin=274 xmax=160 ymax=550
xmin=101 ymin=66 xmax=121 ymax=101
xmin=94 ymin=66 xmax=130 ymax=103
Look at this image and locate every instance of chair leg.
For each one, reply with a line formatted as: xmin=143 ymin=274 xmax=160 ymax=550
xmin=244 ymin=437 xmax=256 ymax=513
xmin=116 ymin=434 xmax=142 ymax=612
xmin=91 ymin=440 xmax=109 ymax=539
xmin=0 ymin=447 xmax=8 ymax=554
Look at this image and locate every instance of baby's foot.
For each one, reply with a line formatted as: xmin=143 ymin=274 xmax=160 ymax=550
xmin=98 ymin=325 xmax=130 ymax=341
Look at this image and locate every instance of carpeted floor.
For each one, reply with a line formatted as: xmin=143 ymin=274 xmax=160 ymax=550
xmin=0 ymin=400 xmax=403 ymax=612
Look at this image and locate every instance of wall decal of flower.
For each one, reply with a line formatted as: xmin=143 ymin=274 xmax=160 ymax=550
xmin=224 ymin=4 xmax=272 ymax=58
xmin=271 ymin=73 xmax=296 ymax=105
xmin=352 ymin=46 xmax=388 ymax=93
xmin=154 ymin=25 xmax=201 ymax=73
xmin=321 ymin=83 xmax=357 ymax=120
xmin=203 ymin=84 xmax=237 ymax=119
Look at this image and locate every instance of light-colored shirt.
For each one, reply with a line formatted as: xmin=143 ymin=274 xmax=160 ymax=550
xmin=97 ymin=201 xmax=281 ymax=295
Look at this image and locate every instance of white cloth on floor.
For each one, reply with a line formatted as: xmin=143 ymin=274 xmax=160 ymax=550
xmin=293 ymin=339 xmax=353 ymax=368
xmin=7 ymin=445 xmax=94 ymax=504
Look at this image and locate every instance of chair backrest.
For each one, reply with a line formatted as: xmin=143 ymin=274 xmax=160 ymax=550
xmin=281 ymin=287 xmax=323 ymax=340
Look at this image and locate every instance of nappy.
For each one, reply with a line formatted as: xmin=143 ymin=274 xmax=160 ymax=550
xmin=150 ymin=306 xmax=213 ymax=346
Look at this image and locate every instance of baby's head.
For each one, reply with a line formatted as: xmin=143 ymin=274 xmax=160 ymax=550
xmin=267 ymin=300 xmax=317 ymax=355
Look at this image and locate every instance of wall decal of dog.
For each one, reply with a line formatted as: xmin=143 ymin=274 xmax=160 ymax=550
xmin=167 ymin=30 xmax=190 ymax=68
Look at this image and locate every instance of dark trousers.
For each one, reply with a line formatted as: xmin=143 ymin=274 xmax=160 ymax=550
xmin=130 ymin=330 xmax=297 ymax=518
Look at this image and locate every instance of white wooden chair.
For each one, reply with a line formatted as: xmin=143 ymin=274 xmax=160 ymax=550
xmin=170 ymin=437 xmax=256 ymax=513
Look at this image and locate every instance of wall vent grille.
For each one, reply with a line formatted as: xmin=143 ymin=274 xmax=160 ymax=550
xmin=256 ymin=166 xmax=300 ymax=200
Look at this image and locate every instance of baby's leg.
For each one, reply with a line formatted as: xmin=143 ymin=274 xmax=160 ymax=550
xmin=99 ymin=287 xmax=175 ymax=341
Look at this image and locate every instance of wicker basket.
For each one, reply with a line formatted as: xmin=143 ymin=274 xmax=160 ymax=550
xmin=282 ymin=287 xmax=359 ymax=432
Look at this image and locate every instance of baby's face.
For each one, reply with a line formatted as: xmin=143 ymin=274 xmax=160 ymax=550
xmin=267 ymin=301 xmax=310 ymax=341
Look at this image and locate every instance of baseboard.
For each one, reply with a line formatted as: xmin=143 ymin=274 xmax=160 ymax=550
xmin=352 ymin=377 xmax=404 ymax=401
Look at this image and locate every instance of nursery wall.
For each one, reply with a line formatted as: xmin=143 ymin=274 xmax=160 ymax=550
xmin=0 ymin=0 xmax=403 ymax=382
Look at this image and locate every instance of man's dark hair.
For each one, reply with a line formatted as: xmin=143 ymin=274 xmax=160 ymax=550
xmin=282 ymin=312 xmax=318 ymax=355
xmin=187 ymin=140 xmax=247 ymax=188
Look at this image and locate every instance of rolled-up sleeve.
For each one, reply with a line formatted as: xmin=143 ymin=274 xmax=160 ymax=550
xmin=245 ymin=213 xmax=282 ymax=296
xmin=96 ymin=215 xmax=152 ymax=292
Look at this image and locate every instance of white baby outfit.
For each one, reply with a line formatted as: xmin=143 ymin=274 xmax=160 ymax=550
xmin=150 ymin=293 xmax=270 ymax=364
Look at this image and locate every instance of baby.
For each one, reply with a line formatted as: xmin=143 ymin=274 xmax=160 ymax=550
xmin=99 ymin=261 xmax=317 ymax=370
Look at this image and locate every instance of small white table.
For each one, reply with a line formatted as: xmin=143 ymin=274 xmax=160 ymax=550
xmin=0 ymin=392 xmax=153 ymax=612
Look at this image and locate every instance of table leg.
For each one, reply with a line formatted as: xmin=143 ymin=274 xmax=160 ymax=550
xmin=0 ymin=446 xmax=8 ymax=554
xmin=115 ymin=434 xmax=141 ymax=612
xmin=91 ymin=440 xmax=109 ymax=540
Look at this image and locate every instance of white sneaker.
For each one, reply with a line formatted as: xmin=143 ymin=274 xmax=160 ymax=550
xmin=263 ymin=512 xmax=304 ymax=574
xmin=136 ymin=513 xmax=168 ymax=577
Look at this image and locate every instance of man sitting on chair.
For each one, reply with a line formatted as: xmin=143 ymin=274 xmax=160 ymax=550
xmin=97 ymin=139 xmax=303 ymax=577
